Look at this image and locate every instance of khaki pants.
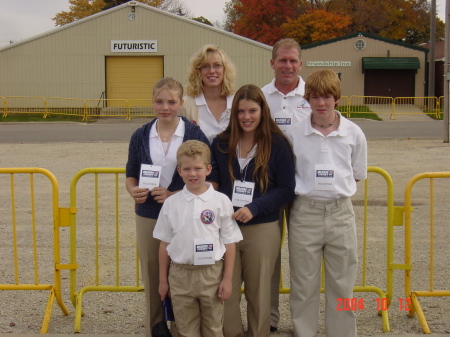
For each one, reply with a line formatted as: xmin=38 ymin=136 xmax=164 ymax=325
xmin=289 ymin=196 xmax=358 ymax=337
xmin=136 ymin=215 xmax=164 ymax=337
xmin=224 ymin=221 xmax=280 ymax=337
xmin=169 ymin=261 xmax=224 ymax=337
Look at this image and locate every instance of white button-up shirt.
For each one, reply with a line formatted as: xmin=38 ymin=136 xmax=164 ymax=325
xmin=196 ymin=93 xmax=233 ymax=143
xmin=149 ymin=118 xmax=185 ymax=189
xmin=153 ymin=184 xmax=243 ymax=264
xmin=286 ymin=112 xmax=367 ymax=200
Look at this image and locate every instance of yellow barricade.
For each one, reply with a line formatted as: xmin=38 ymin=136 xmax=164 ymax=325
xmin=44 ymin=97 xmax=87 ymax=120
xmin=349 ymin=95 xmax=394 ymax=119
xmin=69 ymin=168 xmax=143 ymax=333
xmin=0 ymin=168 xmax=70 ymax=333
xmin=128 ymin=99 xmax=155 ymax=120
xmin=393 ymin=97 xmax=439 ymax=120
xmin=337 ymin=95 xmax=350 ymax=117
xmin=3 ymin=96 xmax=46 ymax=117
xmin=85 ymin=99 xmax=130 ymax=120
xmin=403 ymin=172 xmax=450 ymax=334
xmin=274 ymin=167 xmax=395 ymax=332
xmin=1 ymin=96 xmax=5 ymax=116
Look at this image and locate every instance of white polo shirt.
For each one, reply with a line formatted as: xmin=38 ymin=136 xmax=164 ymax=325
xmin=261 ymin=76 xmax=312 ymax=132
xmin=196 ymin=93 xmax=233 ymax=143
xmin=286 ymin=111 xmax=367 ymax=201
xmin=149 ymin=118 xmax=185 ymax=189
xmin=153 ymin=184 xmax=243 ymax=265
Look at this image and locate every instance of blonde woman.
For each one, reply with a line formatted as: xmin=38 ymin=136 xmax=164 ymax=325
xmin=180 ymin=44 xmax=237 ymax=143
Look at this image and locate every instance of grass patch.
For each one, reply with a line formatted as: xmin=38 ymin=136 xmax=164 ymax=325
xmin=424 ymin=110 xmax=443 ymax=120
xmin=0 ymin=113 xmax=88 ymax=123
xmin=337 ymin=106 xmax=382 ymax=121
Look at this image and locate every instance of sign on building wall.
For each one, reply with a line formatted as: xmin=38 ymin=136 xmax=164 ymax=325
xmin=111 ymin=40 xmax=157 ymax=53
xmin=306 ymin=61 xmax=351 ymax=67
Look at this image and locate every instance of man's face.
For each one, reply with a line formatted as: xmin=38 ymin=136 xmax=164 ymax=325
xmin=270 ymin=47 xmax=302 ymax=87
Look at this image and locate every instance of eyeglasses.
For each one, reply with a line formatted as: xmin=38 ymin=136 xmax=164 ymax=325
xmin=200 ymin=64 xmax=223 ymax=71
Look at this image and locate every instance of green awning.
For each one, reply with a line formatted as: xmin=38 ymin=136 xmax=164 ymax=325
xmin=362 ymin=57 xmax=420 ymax=70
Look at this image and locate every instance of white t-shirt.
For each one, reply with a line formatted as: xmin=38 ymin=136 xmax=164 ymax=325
xmin=286 ymin=111 xmax=367 ymax=201
xmin=149 ymin=118 xmax=185 ymax=189
xmin=196 ymin=93 xmax=233 ymax=143
xmin=153 ymin=184 xmax=243 ymax=264
xmin=261 ymin=76 xmax=312 ymax=132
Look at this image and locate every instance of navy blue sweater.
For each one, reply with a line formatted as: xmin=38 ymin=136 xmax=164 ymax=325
xmin=210 ymin=134 xmax=295 ymax=226
xmin=126 ymin=117 xmax=211 ymax=219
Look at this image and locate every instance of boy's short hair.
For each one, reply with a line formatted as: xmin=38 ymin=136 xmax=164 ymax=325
xmin=304 ymin=69 xmax=341 ymax=105
xmin=176 ymin=140 xmax=211 ymax=166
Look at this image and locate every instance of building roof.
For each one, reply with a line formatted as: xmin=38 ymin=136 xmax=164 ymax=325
xmin=0 ymin=0 xmax=271 ymax=52
xmin=302 ymin=32 xmax=429 ymax=53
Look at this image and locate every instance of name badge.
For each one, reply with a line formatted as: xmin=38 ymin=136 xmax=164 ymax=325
xmin=138 ymin=164 xmax=161 ymax=189
xmin=274 ymin=112 xmax=293 ymax=132
xmin=194 ymin=238 xmax=215 ymax=265
xmin=232 ymin=180 xmax=255 ymax=207
xmin=315 ymin=164 xmax=335 ymax=191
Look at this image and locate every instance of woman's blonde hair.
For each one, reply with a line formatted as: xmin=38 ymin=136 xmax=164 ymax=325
xmin=217 ymin=84 xmax=286 ymax=193
xmin=153 ymin=77 xmax=184 ymax=100
xmin=186 ymin=45 xmax=236 ymax=97
xmin=304 ymin=70 xmax=341 ymax=107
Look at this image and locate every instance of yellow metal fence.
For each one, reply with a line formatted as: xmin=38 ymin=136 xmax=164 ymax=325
xmin=68 ymin=168 xmax=143 ymax=333
xmin=0 ymin=168 xmax=70 ymax=333
xmin=1 ymin=95 xmax=445 ymax=121
xmin=1 ymin=96 xmax=155 ymax=121
xmin=402 ymin=172 xmax=450 ymax=334
xmin=2 ymin=167 xmax=450 ymax=333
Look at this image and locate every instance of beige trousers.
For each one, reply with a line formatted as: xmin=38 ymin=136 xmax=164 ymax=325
xmin=169 ymin=261 xmax=224 ymax=337
xmin=224 ymin=221 xmax=280 ymax=337
xmin=289 ymin=196 xmax=358 ymax=337
xmin=135 ymin=215 xmax=165 ymax=337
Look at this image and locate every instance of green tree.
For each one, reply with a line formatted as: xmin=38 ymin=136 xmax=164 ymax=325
xmin=192 ymin=16 xmax=213 ymax=26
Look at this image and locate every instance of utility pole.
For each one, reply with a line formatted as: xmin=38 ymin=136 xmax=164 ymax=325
xmin=445 ymin=0 xmax=449 ymax=142
xmin=429 ymin=0 xmax=436 ymax=97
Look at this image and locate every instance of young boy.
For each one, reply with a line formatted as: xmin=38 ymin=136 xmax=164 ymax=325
xmin=153 ymin=140 xmax=242 ymax=337
xmin=286 ymin=69 xmax=367 ymax=337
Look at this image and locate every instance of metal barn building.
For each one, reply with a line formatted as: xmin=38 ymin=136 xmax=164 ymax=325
xmin=301 ymin=32 xmax=429 ymax=98
xmin=0 ymin=1 xmax=273 ymax=101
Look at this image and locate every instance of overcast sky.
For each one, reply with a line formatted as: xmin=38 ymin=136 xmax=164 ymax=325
xmin=0 ymin=0 xmax=446 ymax=48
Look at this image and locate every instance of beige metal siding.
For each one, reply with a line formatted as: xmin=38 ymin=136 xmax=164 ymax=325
xmin=0 ymin=3 xmax=273 ymax=100
xmin=302 ymin=36 xmax=426 ymax=97
xmin=106 ymin=56 xmax=163 ymax=104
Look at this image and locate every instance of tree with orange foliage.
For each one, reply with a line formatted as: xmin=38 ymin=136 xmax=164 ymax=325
xmin=282 ymin=9 xmax=351 ymax=45
xmin=230 ymin=0 xmax=299 ymax=45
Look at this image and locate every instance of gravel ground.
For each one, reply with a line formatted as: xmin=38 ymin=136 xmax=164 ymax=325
xmin=0 ymin=138 xmax=449 ymax=335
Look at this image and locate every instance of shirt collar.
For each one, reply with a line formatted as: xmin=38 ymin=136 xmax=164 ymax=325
xmin=195 ymin=92 xmax=233 ymax=111
xmin=181 ymin=183 xmax=214 ymax=201
xmin=267 ymin=76 xmax=305 ymax=97
xmin=194 ymin=92 xmax=207 ymax=106
xmin=150 ymin=118 xmax=185 ymax=138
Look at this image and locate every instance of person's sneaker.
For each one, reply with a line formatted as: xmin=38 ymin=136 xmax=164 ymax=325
xmin=270 ymin=326 xmax=278 ymax=332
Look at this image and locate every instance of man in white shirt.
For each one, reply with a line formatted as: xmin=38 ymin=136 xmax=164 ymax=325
xmin=261 ymin=38 xmax=312 ymax=332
